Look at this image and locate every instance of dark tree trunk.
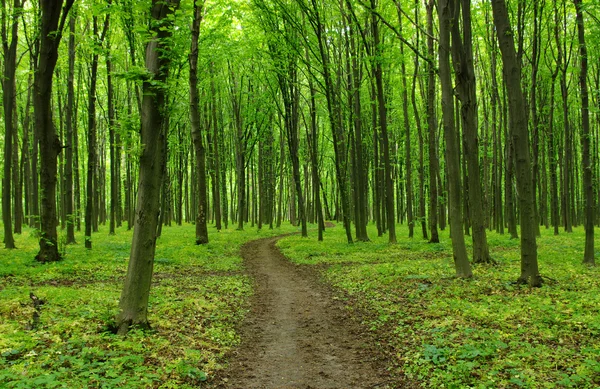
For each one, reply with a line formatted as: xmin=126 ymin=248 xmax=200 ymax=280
xmin=574 ymin=0 xmax=594 ymax=265
xmin=210 ymin=64 xmax=222 ymax=231
xmin=189 ymin=2 xmax=208 ymax=244
xmin=348 ymin=12 xmax=368 ymax=242
xmin=491 ymin=0 xmax=541 ymax=287
xmin=438 ymin=0 xmax=472 ymax=278
xmin=64 ymin=13 xmax=76 ymax=244
xmin=397 ymin=5 xmax=413 ymax=239
xmin=117 ymin=0 xmax=180 ymax=335
xmin=85 ymin=15 xmax=108 ymax=249
xmin=310 ymin=0 xmax=353 ymax=243
xmin=34 ymin=0 xmax=74 ymax=263
xmin=107 ymin=9 xmax=117 ymax=236
xmin=371 ymin=0 xmax=395 ymax=244
xmin=426 ymin=0 xmax=439 ymax=243
xmin=1 ymin=0 xmax=22 ymax=248
xmin=450 ymin=0 xmax=492 ymax=264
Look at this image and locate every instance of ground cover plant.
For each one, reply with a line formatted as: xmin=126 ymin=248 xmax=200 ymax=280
xmin=0 ymin=223 xmax=301 ymax=389
xmin=278 ymin=224 xmax=600 ymax=388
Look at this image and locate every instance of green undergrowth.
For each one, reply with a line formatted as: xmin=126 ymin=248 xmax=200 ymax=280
xmin=0 ymin=222 xmax=301 ymax=388
xmin=278 ymin=224 xmax=600 ymax=389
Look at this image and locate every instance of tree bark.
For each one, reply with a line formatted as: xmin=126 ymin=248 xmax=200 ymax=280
xmin=574 ymin=0 xmax=594 ymax=265
xmin=117 ymin=0 xmax=180 ymax=335
xmin=34 ymin=0 xmax=74 ymax=263
xmin=450 ymin=0 xmax=492 ymax=263
xmin=1 ymin=0 xmax=22 ymax=249
xmin=371 ymin=0 xmax=395 ymax=244
xmin=189 ymin=1 xmax=208 ymax=244
xmin=64 ymin=12 xmax=76 ymax=244
xmin=491 ymin=0 xmax=541 ymax=287
xmin=438 ymin=0 xmax=472 ymax=278
xmin=426 ymin=0 xmax=439 ymax=243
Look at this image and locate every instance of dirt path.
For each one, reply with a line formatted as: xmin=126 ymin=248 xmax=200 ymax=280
xmin=213 ymin=235 xmax=398 ymax=389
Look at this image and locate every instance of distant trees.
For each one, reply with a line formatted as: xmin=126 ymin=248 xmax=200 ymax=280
xmin=1 ymin=0 xmax=599 ymax=312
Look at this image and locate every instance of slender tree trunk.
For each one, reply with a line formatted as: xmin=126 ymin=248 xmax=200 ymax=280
xmin=397 ymin=6 xmax=413 ymax=239
xmin=426 ymin=0 xmax=439 ymax=243
xmin=34 ymin=0 xmax=74 ymax=263
xmin=189 ymin=2 xmax=208 ymax=244
xmin=371 ymin=0 xmax=395 ymax=243
xmin=209 ymin=64 xmax=222 ymax=231
xmin=491 ymin=0 xmax=541 ymax=287
xmin=64 ymin=13 xmax=76 ymax=244
xmin=1 ymin=0 xmax=22 ymax=249
xmin=106 ymin=10 xmax=117 ymax=236
xmin=438 ymin=0 xmax=472 ymax=278
xmin=85 ymin=15 xmax=108 ymax=249
xmin=450 ymin=0 xmax=492 ymax=263
xmin=117 ymin=0 xmax=180 ymax=335
xmin=574 ymin=0 xmax=594 ymax=265
xmin=310 ymin=0 xmax=353 ymax=243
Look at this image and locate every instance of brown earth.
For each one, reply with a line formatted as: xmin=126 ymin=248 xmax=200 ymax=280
xmin=211 ymin=234 xmax=404 ymax=389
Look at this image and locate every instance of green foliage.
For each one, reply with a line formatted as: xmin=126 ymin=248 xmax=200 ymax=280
xmin=279 ymin=224 xmax=600 ymax=388
xmin=0 ymin=222 xmax=301 ymax=388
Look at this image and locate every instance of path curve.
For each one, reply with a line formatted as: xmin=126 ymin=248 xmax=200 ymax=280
xmin=213 ymin=234 xmax=397 ymax=389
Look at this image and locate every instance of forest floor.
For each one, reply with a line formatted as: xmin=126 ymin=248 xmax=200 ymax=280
xmin=212 ymin=234 xmax=406 ymax=389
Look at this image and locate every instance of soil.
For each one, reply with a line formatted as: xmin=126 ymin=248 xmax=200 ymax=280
xmin=211 ymin=234 xmax=402 ymax=389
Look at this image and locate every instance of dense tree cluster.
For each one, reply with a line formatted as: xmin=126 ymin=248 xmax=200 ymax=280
xmin=1 ymin=0 xmax=598 ymax=331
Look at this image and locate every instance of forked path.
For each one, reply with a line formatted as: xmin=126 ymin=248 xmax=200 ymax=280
xmin=214 ymin=235 xmax=398 ymax=389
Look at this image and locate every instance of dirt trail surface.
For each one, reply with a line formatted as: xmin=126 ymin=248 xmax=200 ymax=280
xmin=212 ymin=235 xmax=399 ymax=389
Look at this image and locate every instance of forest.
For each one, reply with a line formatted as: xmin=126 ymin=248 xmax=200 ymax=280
xmin=1 ymin=0 xmax=600 ymax=387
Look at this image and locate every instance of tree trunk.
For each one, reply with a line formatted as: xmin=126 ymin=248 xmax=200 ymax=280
xmin=397 ymin=6 xmax=413 ymax=239
xmin=1 ymin=0 xmax=22 ymax=249
xmin=371 ymin=0 xmax=395 ymax=244
xmin=34 ymin=0 xmax=74 ymax=263
xmin=426 ymin=0 xmax=439 ymax=243
xmin=209 ymin=63 xmax=222 ymax=231
xmin=189 ymin=2 xmax=208 ymax=244
xmin=107 ymin=10 xmax=117 ymax=236
xmin=491 ymin=0 xmax=541 ymax=287
xmin=85 ymin=15 xmax=108 ymax=249
xmin=450 ymin=0 xmax=492 ymax=264
xmin=64 ymin=13 xmax=76 ymax=244
xmin=310 ymin=0 xmax=353 ymax=243
xmin=117 ymin=0 xmax=180 ymax=335
xmin=574 ymin=0 xmax=594 ymax=265
xmin=438 ymin=0 xmax=472 ymax=278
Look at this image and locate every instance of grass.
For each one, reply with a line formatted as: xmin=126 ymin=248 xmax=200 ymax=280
xmin=0 ymin=221 xmax=302 ymax=389
xmin=278 ymin=223 xmax=600 ymax=389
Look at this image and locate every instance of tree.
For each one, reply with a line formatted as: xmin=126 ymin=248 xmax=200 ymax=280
xmin=189 ymin=0 xmax=209 ymax=244
xmin=64 ymin=12 xmax=76 ymax=244
xmin=1 ymin=0 xmax=24 ymax=249
xmin=116 ymin=0 xmax=181 ymax=335
xmin=425 ymin=0 xmax=439 ymax=243
xmin=449 ymin=0 xmax=493 ymax=264
xmin=491 ymin=0 xmax=541 ymax=286
xmin=574 ymin=0 xmax=594 ymax=265
xmin=438 ymin=0 xmax=472 ymax=278
xmin=34 ymin=0 xmax=74 ymax=263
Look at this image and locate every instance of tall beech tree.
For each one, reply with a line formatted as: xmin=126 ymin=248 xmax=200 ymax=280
xmin=64 ymin=12 xmax=76 ymax=244
xmin=491 ymin=0 xmax=541 ymax=286
xmin=189 ymin=0 xmax=209 ymax=244
xmin=574 ymin=0 xmax=594 ymax=266
xmin=425 ymin=0 xmax=439 ymax=243
xmin=449 ymin=0 xmax=492 ymax=264
xmin=438 ymin=0 xmax=472 ymax=278
xmin=371 ymin=0 xmax=395 ymax=244
xmin=85 ymin=11 xmax=109 ymax=249
xmin=34 ymin=0 xmax=74 ymax=263
xmin=1 ymin=0 xmax=23 ymax=249
xmin=116 ymin=0 xmax=180 ymax=334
